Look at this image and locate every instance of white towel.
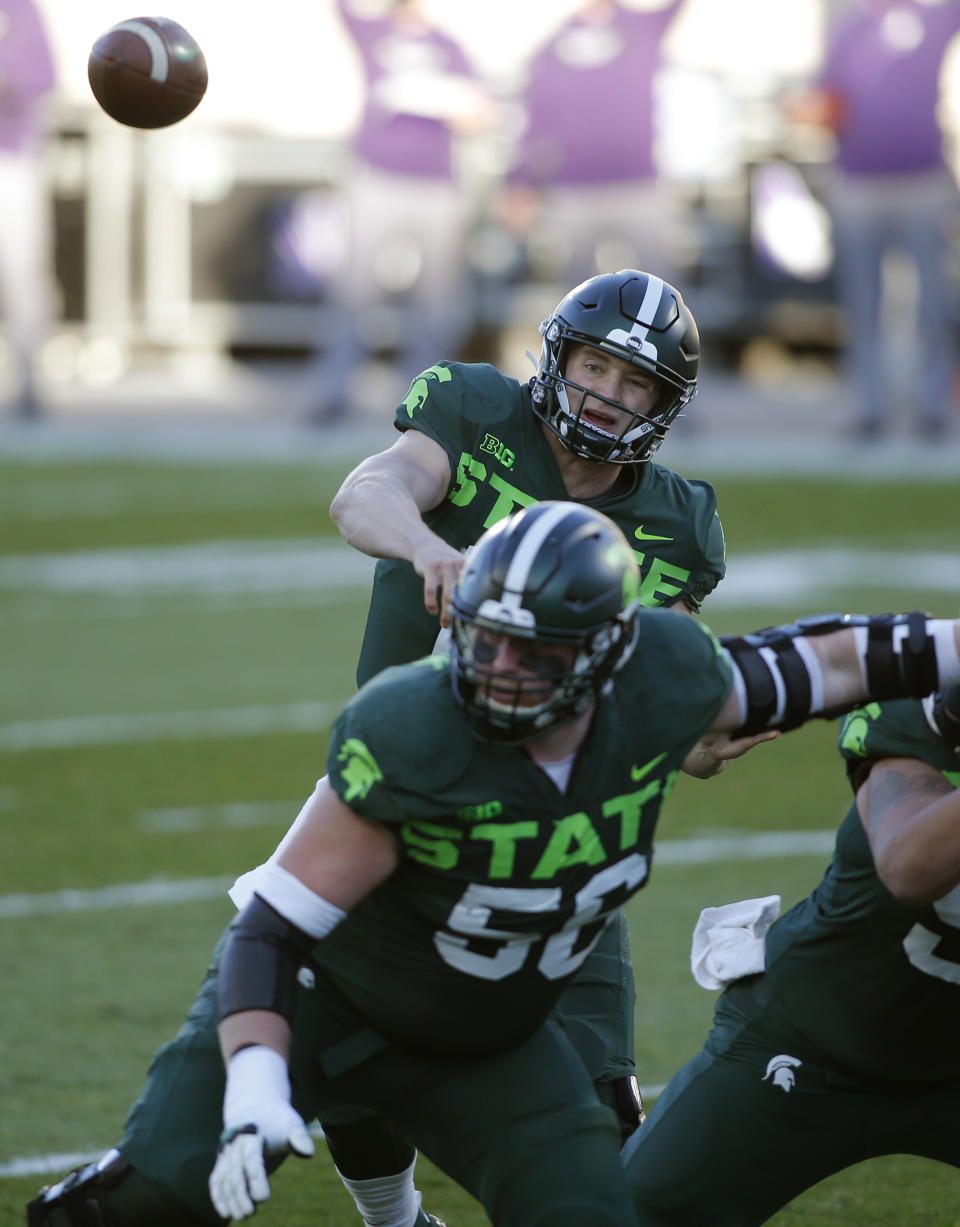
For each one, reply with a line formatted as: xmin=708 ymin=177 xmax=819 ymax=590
xmin=690 ymin=895 xmax=781 ymax=990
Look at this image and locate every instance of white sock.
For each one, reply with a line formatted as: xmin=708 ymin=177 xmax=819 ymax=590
xmin=337 ymin=1156 xmax=422 ymax=1227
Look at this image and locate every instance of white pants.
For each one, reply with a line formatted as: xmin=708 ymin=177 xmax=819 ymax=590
xmin=533 ymin=177 xmax=682 ymax=290
xmin=0 ymin=147 xmax=54 ymax=393
xmin=827 ymin=166 xmax=960 ymax=428
xmin=316 ymin=163 xmax=472 ymax=413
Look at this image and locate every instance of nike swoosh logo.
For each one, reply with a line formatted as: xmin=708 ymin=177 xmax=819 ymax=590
xmin=634 ymin=526 xmax=673 ymax=543
xmin=631 ymin=752 xmax=667 ymax=782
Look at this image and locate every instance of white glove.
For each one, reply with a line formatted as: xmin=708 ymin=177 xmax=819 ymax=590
xmin=208 ymin=1046 xmax=314 ymax=1221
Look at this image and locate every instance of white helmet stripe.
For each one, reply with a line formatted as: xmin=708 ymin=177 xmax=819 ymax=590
xmin=605 ymin=274 xmax=665 ymax=362
xmin=501 ymin=503 xmax=580 ymax=610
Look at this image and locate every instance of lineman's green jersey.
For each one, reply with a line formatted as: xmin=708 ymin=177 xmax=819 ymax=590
xmin=626 ymin=698 xmax=960 ymax=1227
xmin=119 ymin=615 xmax=727 ymax=1227
xmin=321 ymin=608 xmax=732 ymax=1057
xmin=357 ymin=362 xmax=725 ymax=685
xmin=721 ymin=696 xmax=960 ymax=1085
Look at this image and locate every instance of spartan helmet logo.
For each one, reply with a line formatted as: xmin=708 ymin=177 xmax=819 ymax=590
xmin=336 ymin=737 xmax=383 ymax=803
xmin=762 ymin=1054 xmax=802 ymax=1092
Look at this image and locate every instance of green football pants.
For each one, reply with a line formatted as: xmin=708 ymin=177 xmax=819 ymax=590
xmin=624 ymin=1015 xmax=960 ymax=1226
xmin=121 ymin=928 xmax=638 ymax=1227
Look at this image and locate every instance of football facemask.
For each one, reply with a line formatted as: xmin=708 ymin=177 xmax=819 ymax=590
xmin=531 ymin=269 xmax=700 ymax=464
xmin=450 ymin=501 xmax=641 ymax=743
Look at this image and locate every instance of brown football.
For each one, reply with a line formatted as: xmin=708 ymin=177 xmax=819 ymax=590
xmin=88 ymin=16 xmax=208 ymax=129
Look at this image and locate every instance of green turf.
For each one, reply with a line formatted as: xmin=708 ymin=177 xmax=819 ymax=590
xmin=0 ymin=461 xmax=346 ymax=553
xmin=3 ymin=457 xmax=959 ymax=1225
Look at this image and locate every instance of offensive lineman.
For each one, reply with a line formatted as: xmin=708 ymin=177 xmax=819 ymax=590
xmin=624 ymin=685 xmax=960 ymax=1225
xmin=29 ymin=271 xmax=762 ymax=1227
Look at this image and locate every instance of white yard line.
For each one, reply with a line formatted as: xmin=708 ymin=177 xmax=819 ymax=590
xmin=136 ymin=799 xmax=302 ymax=832
xmin=1 ymin=1150 xmax=104 ymax=1179
xmin=0 ymin=876 xmax=236 ymax=917
xmin=0 ymin=831 xmax=833 ymax=920
xmin=0 ymin=538 xmax=375 ymax=595
xmin=0 ymin=699 xmax=346 ymax=752
xmin=0 ymin=543 xmax=957 ymax=603
xmin=655 ymin=830 xmax=835 ymax=863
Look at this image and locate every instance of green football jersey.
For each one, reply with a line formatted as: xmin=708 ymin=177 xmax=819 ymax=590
xmin=720 ymin=698 xmax=960 ymax=1086
xmin=321 ymin=608 xmax=731 ymax=1058
xmin=356 ymin=362 xmax=726 ymax=685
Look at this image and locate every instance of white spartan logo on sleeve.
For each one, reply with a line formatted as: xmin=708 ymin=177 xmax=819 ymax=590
xmin=762 ymin=1054 xmax=802 ymax=1092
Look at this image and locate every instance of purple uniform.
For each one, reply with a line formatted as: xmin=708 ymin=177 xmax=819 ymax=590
xmin=337 ymin=0 xmax=481 ymax=179
xmin=0 ymin=0 xmax=55 ymax=152
xmin=821 ymin=0 xmax=960 ymax=175
xmin=509 ymin=1 xmax=681 ymax=187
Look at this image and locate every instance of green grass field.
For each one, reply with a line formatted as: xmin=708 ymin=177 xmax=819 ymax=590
xmin=2 ymin=451 xmax=959 ymax=1226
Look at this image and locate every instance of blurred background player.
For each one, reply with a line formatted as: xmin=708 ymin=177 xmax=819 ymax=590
xmin=497 ymin=0 xmax=685 ymax=292
xmin=624 ymin=685 xmax=960 ymax=1225
xmin=304 ymin=0 xmax=496 ymax=423
xmin=786 ymin=0 xmax=960 ymax=440
xmin=0 ymin=0 xmax=56 ymax=419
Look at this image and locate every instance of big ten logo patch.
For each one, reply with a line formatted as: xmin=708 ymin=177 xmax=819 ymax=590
xmin=479 ymin=434 xmax=515 ymax=469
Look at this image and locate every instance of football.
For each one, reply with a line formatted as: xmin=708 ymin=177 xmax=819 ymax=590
xmin=88 ymin=16 xmax=208 ymax=129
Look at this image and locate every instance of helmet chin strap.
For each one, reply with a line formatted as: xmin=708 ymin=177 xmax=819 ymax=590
xmin=555 ymin=383 xmax=576 ymax=442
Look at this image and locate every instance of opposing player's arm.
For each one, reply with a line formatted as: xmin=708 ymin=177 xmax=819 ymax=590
xmin=710 ymin=613 xmax=960 ymax=736
xmin=330 ymin=430 xmax=465 ymax=624
xmin=857 ymin=757 xmax=960 ymax=904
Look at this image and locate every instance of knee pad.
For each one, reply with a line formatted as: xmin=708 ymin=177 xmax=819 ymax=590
xmin=26 ymin=1150 xmax=212 ymax=1227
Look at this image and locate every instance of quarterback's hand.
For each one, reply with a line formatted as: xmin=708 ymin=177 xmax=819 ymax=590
xmin=411 ymin=537 xmax=466 ymax=626
xmin=681 ymin=729 xmax=780 ymax=779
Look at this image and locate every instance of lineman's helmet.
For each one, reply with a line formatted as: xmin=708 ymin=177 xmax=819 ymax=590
xmin=450 ymin=501 xmax=641 ymax=742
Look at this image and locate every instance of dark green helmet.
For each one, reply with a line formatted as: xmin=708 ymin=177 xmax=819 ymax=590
xmin=450 ymin=501 xmax=641 ymax=742
xmin=531 ymin=269 xmax=700 ymax=464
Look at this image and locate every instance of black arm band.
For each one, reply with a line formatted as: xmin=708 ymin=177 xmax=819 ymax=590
xmin=218 ymin=895 xmax=315 ymax=1024
xmin=859 ymin=610 xmax=938 ymax=697
xmin=722 ymin=612 xmax=941 ymax=737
